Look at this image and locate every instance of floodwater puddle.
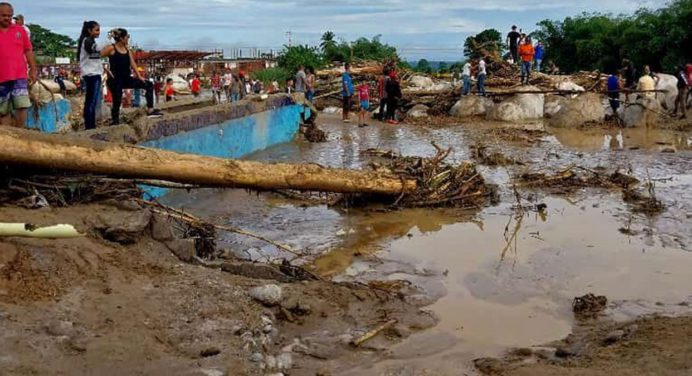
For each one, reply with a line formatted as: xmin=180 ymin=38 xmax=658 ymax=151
xmin=336 ymin=194 xmax=692 ymax=375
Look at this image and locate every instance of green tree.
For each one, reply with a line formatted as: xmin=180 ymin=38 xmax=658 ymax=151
xmin=27 ymin=24 xmax=76 ymax=59
xmin=277 ymin=45 xmax=324 ymax=73
xmin=438 ymin=62 xmax=449 ymax=74
xmin=463 ymin=29 xmax=503 ymax=60
xmin=320 ymin=31 xmax=337 ymax=52
xmin=416 ymin=59 xmax=432 ymax=73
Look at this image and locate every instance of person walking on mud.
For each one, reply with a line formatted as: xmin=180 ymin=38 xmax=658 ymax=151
xmin=342 ymin=63 xmax=354 ymax=123
xmin=102 ymin=28 xmax=161 ymax=125
xmin=607 ymin=72 xmax=622 ymax=117
xmin=519 ymin=37 xmax=535 ymax=85
xmin=507 ymin=25 xmax=521 ymax=64
xmin=77 ymin=20 xmax=104 ymax=130
xmin=0 ymin=2 xmax=37 ymax=128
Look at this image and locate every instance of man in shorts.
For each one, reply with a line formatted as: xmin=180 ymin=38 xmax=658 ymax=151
xmin=0 ymin=2 xmax=37 ymax=128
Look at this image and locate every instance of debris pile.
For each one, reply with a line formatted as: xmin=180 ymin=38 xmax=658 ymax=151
xmin=573 ymin=293 xmax=608 ymax=319
xmin=365 ymin=144 xmax=496 ymax=208
xmin=469 ymin=142 xmax=524 ymax=166
xmin=516 ymin=166 xmax=640 ymax=193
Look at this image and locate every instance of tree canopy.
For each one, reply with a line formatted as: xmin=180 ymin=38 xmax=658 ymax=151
xmin=463 ymin=29 xmax=503 ymax=60
xmin=533 ymin=0 xmax=691 ymax=73
xmin=27 ymin=24 xmax=76 ymax=59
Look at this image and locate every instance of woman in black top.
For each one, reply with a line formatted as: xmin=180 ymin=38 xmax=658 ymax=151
xmin=102 ymin=28 xmax=160 ymax=125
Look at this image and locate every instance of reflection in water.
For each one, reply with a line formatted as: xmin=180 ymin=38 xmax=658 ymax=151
xmin=548 ymin=126 xmax=692 ymax=151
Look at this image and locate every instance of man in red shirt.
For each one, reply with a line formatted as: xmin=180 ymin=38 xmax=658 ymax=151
xmin=191 ymin=74 xmax=201 ymax=97
xmin=0 ymin=2 xmax=37 ymax=128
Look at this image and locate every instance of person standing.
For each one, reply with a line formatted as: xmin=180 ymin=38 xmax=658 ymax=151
xmin=190 ymin=74 xmax=201 ymax=97
xmin=12 ymin=13 xmax=28 ymax=38
xmin=607 ymin=72 xmax=622 ymax=115
xmin=342 ymin=63 xmax=354 ymax=123
xmin=462 ymin=61 xmax=472 ymax=95
xmin=385 ymin=70 xmax=401 ymax=124
xmin=164 ymin=78 xmax=174 ymax=102
xmin=519 ymin=37 xmax=535 ymax=85
xmin=534 ymin=41 xmax=544 ymax=72
xmin=357 ymin=81 xmax=370 ymax=128
xmin=673 ymin=65 xmax=688 ymax=118
xmin=101 ymin=28 xmax=160 ymax=125
xmin=621 ymin=59 xmax=636 ymax=90
xmin=377 ymin=67 xmax=389 ymax=121
xmin=210 ymin=71 xmax=221 ymax=103
xmin=637 ymin=65 xmax=656 ymax=98
xmin=506 ymin=25 xmax=521 ymax=64
xmin=295 ymin=65 xmax=306 ymax=94
xmin=222 ymin=69 xmax=233 ymax=102
xmin=77 ymin=20 xmax=104 ymax=130
xmin=305 ymin=67 xmax=316 ymax=102
xmin=477 ymin=57 xmax=487 ymax=96
xmin=0 ymin=2 xmax=37 ymax=128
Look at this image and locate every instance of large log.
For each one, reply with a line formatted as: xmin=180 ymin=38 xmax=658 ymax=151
xmin=0 ymin=127 xmax=417 ymax=195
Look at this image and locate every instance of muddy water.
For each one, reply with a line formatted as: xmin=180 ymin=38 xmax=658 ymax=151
xmin=164 ymin=114 xmax=692 ymax=375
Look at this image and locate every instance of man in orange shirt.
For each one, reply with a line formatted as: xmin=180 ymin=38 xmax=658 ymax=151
xmin=519 ymin=37 xmax=535 ymax=85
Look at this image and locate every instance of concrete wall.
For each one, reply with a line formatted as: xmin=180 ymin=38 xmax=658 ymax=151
xmin=26 ymin=99 xmax=71 ymax=133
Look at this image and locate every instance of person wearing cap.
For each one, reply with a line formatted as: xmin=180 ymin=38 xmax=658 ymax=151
xmin=0 ymin=2 xmax=37 ymax=128
xmin=12 ymin=13 xmax=29 ymax=38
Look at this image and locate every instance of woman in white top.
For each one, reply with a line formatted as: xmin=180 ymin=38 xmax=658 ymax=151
xmin=77 ymin=21 xmax=104 ymax=130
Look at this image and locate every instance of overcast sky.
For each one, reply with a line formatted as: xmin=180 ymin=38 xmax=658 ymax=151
xmin=13 ymin=0 xmax=668 ymax=61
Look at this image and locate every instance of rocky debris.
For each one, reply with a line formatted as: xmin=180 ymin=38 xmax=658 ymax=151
xmin=487 ymin=86 xmax=545 ymax=122
xmin=45 ymin=320 xmax=75 ymax=337
xmin=548 ymin=92 xmax=606 ymax=128
xmin=544 ymin=95 xmax=567 ymax=118
xmin=474 ymin=357 xmax=506 ymax=375
xmin=470 ymin=142 xmax=524 ymax=166
xmin=221 ymin=262 xmax=294 ymax=283
xmin=623 ymin=188 xmax=665 ymax=215
xmin=409 ymin=76 xmax=434 ymax=90
xmin=654 ymin=73 xmax=679 ymax=111
xmin=199 ymin=347 xmax=221 ymax=357
xmin=165 ymin=239 xmax=197 ymax=262
xmin=556 ymin=80 xmax=586 ymax=96
xmin=604 ymin=329 xmax=626 ymax=344
xmin=623 ymin=96 xmax=661 ymax=128
xmin=406 ymin=104 xmax=430 ymax=118
xmin=573 ymin=293 xmax=608 ymax=318
xmin=304 ymin=124 xmax=328 ymax=143
xmin=91 ymin=210 xmax=152 ymax=244
xmin=249 ymin=284 xmax=283 ymax=306
xmin=449 ymin=96 xmax=493 ymax=118
xmin=150 ymin=214 xmax=175 ymax=241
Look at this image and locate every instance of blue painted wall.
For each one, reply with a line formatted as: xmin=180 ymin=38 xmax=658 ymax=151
xmin=140 ymin=104 xmax=305 ymax=198
xmin=26 ymin=99 xmax=71 ymax=133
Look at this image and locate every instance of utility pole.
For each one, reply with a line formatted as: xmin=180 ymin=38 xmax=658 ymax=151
xmin=286 ymin=31 xmax=292 ymax=47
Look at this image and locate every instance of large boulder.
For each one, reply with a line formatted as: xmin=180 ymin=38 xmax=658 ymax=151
xmin=548 ymin=93 xmax=605 ymax=127
xmin=487 ymin=85 xmax=544 ymax=122
xmin=654 ymin=73 xmax=678 ymax=111
xmin=544 ymin=95 xmax=567 ymax=118
xmin=407 ymin=104 xmax=430 ymax=118
xmin=556 ymin=81 xmax=585 ymax=98
xmin=409 ymin=75 xmax=435 ymax=90
xmin=449 ymin=96 xmax=493 ymax=117
xmin=622 ymin=96 xmax=661 ymax=128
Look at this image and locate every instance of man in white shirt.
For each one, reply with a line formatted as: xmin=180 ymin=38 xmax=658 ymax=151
xmin=477 ymin=57 xmax=487 ymax=96
xmin=462 ymin=62 xmax=472 ymax=95
xmin=13 ymin=14 xmax=29 ymax=39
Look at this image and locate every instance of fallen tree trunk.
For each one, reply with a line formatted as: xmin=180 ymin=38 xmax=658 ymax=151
xmin=0 ymin=127 xmax=416 ymax=195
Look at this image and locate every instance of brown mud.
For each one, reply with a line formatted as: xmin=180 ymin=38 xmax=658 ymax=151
xmin=1 ymin=111 xmax=691 ymax=375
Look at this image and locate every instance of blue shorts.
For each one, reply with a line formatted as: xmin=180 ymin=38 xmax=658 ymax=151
xmin=0 ymin=79 xmax=31 ymax=115
xmin=360 ymin=100 xmax=369 ymax=110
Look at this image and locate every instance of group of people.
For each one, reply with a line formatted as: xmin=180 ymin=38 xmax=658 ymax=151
xmin=507 ymin=25 xmax=548 ymax=85
xmin=339 ymin=63 xmax=402 ymax=127
xmin=607 ymin=59 xmax=690 ymax=119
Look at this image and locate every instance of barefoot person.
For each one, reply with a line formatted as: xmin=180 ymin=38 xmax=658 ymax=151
xmin=102 ymin=28 xmax=161 ymax=125
xmin=77 ymin=20 xmax=104 ymax=130
xmin=0 ymin=2 xmax=36 ymax=128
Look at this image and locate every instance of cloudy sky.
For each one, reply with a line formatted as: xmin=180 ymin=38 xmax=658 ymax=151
xmin=14 ymin=0 xmax=667 ymax=61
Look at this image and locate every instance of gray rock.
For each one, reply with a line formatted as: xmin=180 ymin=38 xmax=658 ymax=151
xmin=166 ymin=239 xmax=197 ymax=262
xmin=249 ymin=284 xmax=283 ymax=306
xmin=45 ymin=320 xmax=74 ymax=337
xmin=604 ymin=329 xmax=626 ymax=344
xmin=406 ymin=104 xmax=430 ymax=118
xmin=150 ymin=214 xmax=174 ymax=241
xmin=275 ymin=353 xmax=293 ymax=370
xmin=93 ymin=210 xmax=152 ymax=244
xmin=250 ymin=352 xmax=264 ymax=363
xmin=449 ymin=95 xmax=492 ymax=117
xmin=556 ymin=342 xmax=583 ymax=358
xmin=548 ymin=92 xmax=605 ymax=128
xmin=487 ymin=86 xmax=544 ymax=121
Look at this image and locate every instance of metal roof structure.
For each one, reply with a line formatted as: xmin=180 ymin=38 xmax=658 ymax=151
xmin=133 ymin=50 xmax=215 ymax=61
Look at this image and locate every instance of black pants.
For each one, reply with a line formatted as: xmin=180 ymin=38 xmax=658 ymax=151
xmin=378 ymin=98 xmax=387 ymax=120
xmin=510 ymin=45 xmax=518 ymax=63
xmin=386 ymin=97 xmax=398 ymax=120
xmin=107 ymin=76 xmax=154 ymax=125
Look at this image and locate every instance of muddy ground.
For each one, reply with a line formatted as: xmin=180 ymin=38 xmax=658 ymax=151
xmin=1 ymin=111 xmax=691 ymax=375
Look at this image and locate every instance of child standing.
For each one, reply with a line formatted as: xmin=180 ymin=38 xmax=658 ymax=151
xmin=210 ymin=72 xmax=222 ymax=103
xmin=357 ymin=82 xmax=370 ymax=127
xmin=190 ymin=74 xmax=201 ymax=97
xmin=164 ymin=78 xmax=175 ymax=102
